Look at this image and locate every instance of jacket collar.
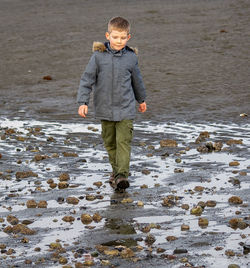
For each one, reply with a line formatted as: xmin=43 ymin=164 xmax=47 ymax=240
xmin=92 ymin=41 xmax=138 ymax=55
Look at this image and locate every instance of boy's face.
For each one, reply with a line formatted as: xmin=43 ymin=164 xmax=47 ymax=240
xmin=105 ymin=29 xmax=131 ymax=51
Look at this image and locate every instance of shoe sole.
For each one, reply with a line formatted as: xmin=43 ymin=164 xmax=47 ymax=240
xmin=116 ymin=179 xmax=130 ymax=190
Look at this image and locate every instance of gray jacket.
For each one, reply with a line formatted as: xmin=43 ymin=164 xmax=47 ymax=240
xmin=77 ymin=41 xmax=146 ymax=121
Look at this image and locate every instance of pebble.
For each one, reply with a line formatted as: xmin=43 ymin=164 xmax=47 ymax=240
xmin=59 ymin=173 xmax=70 ymax=181
xmin=206 ymin=200 xmax=217 ymax=207
xmin=181 ymin=204 xmax=190 ymax=210
xmin=228 ymin=265 xmax=240 ymax=268
xmin=141 ymin=169 xmax=151 ymax=175
xmin=92 ymin=213 xmax=102 ymax=222
xmin=7 ymin=215 xmax=19 ymax=225
xmin=173 ymin=248 xmax=188 ymax=254
xmin=66 ymin=197 xmax=79 ymax=205
xmin=190 ymin=206 xmax=203 ymax=216
xmin=145 ymin=234 xmax=156 ymax=245
xmin=198 ymin=217 xmax=209 ymax=228
xmin=58 ymin=182 xmax=69 ymax=189
xmin=194 ymin=186 xmax=204 ymax=192
xmin=229 ymin=161 xmax=240 ymax=167
xmin=226 ymin=139 xmax=243 ymax=145
xmin=37 ymin=200 xmax=47 ymax=208
xmin=121 ymin=198 xmax=133 ymax=203
xmin=62 ymin=216 xmax=75 ymax=222
xmin=160 ymin=139 xmax=178 ymax=147
xmin=181 ymin=224 xmax=190 ymax=231
xmin=228 ymin=196 xmax=243 ymax=204
xmin=26 ymin=200 xmax=37 ymax=208
xmin=166 ymin=236 xmax=178 ymax=241
xmin=137 ymin=201 xmax=144 ymax=207
xmin=93 ymin=181 xmax=102 ymax=187
xmin=81 ymin=214 xmax=93 ymax=225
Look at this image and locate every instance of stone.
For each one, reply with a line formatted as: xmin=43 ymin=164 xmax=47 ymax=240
xmin=198 ymin=218 xmax=209 ymax=228
xmin=181 ymin=224 xmax=190 ymax=231
xmin=86 ymin=195 xmax=96 ymax=201
xmin=92 ymin=213 xmax=102 ymax=222
xmin=225 ymin=250 xmax=235 ymax=257
xmin=173 ymin=248 xmax=188 ymax=254
xmin=11 ymin=224 xmax=35 ymax=235
xmin=141 ymin=169 xmax=151 ymax=175
xmin=101 ymin=260 xmax=111 ymax=266
xmin=228 ymin=265 xmax=240 ymax=268
xmin=62 ymin=216 xmax=75 ymax=223
xmin=194 ymin=186 xmax=204 ymax=192
xmin=37 ymin=200 xmax=47 ymax=208
xmin=120 ymin=248 xmax=135 ymax=258
xmin=162 ymin=197 xmax=175 ymax=207
xmin=190 ymin=206 xmax=203 ymax=216
xmin=166 ymin=236 xmax=178 ymax=241
xmin=121 ymin=198 xmax=133 ymax=203
xmin=26 ymin=200 xmax=37 ymax=208
xmin=59 ymin=173 xmax=70 ymax=181
xmin=226 ymin=139 xmax=243 ymax=145
xmin=206 ymin=200 xmax=217 ymax=207
xmin=174 ymin=168 xmax=184 ymax=173
xmin=145 ymin=234 xmax=156 ymax=245
xmin=62 ymin=152 xmax=78 ymax=157
xmin=160 ymin=139 xmax=178 ymax=147
xmin=66 ymin=197 xmax=79 ymax=205
xmin=16 ymin=171 xmax=38 ymax=179
xmin=7 ymin=215 xmax=19 ymax=225
xmin=103 ymin=249 xmax=119 ymax=256
xmin=137 ymin=201 xmax=144 ymax=207
xmin=49 ymin=242 xmax=62 ymax=250
xmin=81 ymin=214 xmax=93 ymax=225
xmin=140 ymin=184 xmax=148 ymax=188
xmin=181 ymin=204 xmax=189 ymax=210
xmin=228 ymin=196 xmax=243 ymax=205
xmin=229 ymin=161 xmax=240 ymax=167
xmin=58 ymin=182 xmax=69 ymax=189
xmin=93 ymin=181 xmax=102 ymax=187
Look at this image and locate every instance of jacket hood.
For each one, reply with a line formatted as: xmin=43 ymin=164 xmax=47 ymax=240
xmin=92 ymin=41 xmax=138 ymax=55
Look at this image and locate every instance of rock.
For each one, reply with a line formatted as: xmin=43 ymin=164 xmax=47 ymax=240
xmin=162 ymin=197 xmax=175 ymax=207
xmin=4 ymin=224 xmax=36 ymax=235
xmin=141 ymin=169 xmax=151 ymax=175
xmin=81 ymin=214 xmax=93 ymax=224
xmin=33 ymin=154 xmax=49 ymax=162
xmin=140 ymin=184 xmax=148 ymax=188
xmin=173 ymin=248 xmax=188 ymax=254
xmin=43 ymin=75 xmax=52 ymax=80
xmin=166 ymin=236 xmax=178 ymax=241
xmin=7 ymin=215 xmax=19 ymax=225
xmin=62 ymin=152 xmax=78 ymax=157
xmin=213 ymin=141 xmax=223 ymax=151
xmin=226 ymin=139 xmax=243 ymax=145
xmin=93 ymin=181 xmax=102 ymax=187
xmin=120 ymin=248 xmax=135 ymax=258
xmin=58 ymin=182 xmax=69 ymax=189
xmin=137 ymin=201 xmax=144 ymax=207
xmin=160 ymin=139 xmax=178 ymax=147
xmin=86 ymin=195 xmax=96 ymax=201
xmin=59 ymin=173 xmax=70 ymax=181
xmin=16 ymin=171 xmax=38 ymax=179
xmin=228 ymin=196 xmax=243 ymax=204
xmin=228 ymin=265 xmax=240 ymax=268
xmin=145 ymin=234 xmax=156 ymax=245
xmin=92 ymin=213 xmax=102 ymax=222
xmin=62 ymin=216 xmax=75 ymax=222
xmin=26 ymin=200 xmax=37 ymax=208
xmin=37 ymin=200 xmax=47 ymax=208
xmin=121 ymin=198 xmax=133 ymax=204
xmin=181 ymin=204 xmax=189 ymax=210
xmin=195 ymin=132 xmax=210 ymax=143
xmin=175 ymin=158 xmax=182 ymax=163
xmin=174 ymin=168 xmax=184 ymax=173
xmin=59 ymin=257 xmax=68 ymax=264
xmin=49 ymin=242 xmax=62 ymax=250
xmin=197 ymin=201 xmax=206 ymax=208
xmin=190 ymin=206 xmax=203 ymax=216
xmin=101 ymin=260 xmax=111 ymax=266
xmin=104 ymin=249 xmax=119 ymax=256
xmin=181 ymin=224 xmax=190 ymax=231
xmin=198 ymin=218 xmax=209 ymax=228
xmin=194 ymin=186 xmax=204 ymax=192
xmin=206 ymin=200 xmax=217 ymax=207
xmin=225 ymin=250 xmax=235 ymax=257
xmin=229 ymin=161 xmax=240 ymax=167
xmin=66 ymin=197 xmax=79 ymax=205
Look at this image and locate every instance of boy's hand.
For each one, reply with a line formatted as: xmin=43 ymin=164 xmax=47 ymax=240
xmin=78 ymin=105 xmax=88 ymax=118
xmin=138 ymin=102 xmax=147 ymax=113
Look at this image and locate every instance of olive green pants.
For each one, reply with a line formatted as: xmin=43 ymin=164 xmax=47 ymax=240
xmin=101 ymin=120 xmax=133 ymax=178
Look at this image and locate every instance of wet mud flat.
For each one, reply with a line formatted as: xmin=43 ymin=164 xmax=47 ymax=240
xmin=0 ymin=0 xmax=250 ymax=267
xmin=0 ymin=119 xmax=249 ymax=268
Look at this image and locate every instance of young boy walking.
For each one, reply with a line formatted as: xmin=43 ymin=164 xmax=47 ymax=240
xmin=77 ymin=17 xmax=147 ymax=191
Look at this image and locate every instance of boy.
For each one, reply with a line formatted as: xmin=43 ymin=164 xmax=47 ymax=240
xmin=77 ymin=17 xmax=146 ymax=191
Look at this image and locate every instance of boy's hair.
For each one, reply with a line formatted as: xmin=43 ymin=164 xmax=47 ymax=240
xmin=108 ymin=17 xmax=130 ymax=33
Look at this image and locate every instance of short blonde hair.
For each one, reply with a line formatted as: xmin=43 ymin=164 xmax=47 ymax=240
xmin=108 ymin=17 xmax=130 ymax=33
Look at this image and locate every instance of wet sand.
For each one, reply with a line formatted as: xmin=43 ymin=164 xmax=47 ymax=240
xmin=0 ymin=0 xmax=250 ymax=267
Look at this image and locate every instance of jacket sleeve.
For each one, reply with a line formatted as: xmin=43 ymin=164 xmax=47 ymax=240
xmin=77 ymin=53 xmax=97 ymax=105
xmin=131 ymin=58 xmax=146 ymax=103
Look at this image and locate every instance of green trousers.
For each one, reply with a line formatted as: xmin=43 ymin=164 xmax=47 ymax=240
xmin=101 ymin=120 xmax=133 ymax=178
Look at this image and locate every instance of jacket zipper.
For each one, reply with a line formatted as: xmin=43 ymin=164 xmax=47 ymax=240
xmin=111 ymin=55 xmax=114 ymax=120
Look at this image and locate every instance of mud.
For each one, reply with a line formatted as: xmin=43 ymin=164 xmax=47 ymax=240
xmin=0 ymin=0 xmax=250 ymax=267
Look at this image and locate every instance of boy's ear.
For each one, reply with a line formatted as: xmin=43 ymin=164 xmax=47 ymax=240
xmin=127 ymin=34 xmax=131 ymax=41
xmin=105 ymin=32 xmax=110 ymax=40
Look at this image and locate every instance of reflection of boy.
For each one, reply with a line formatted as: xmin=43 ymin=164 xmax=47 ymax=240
xmin=77 ymin=17 xmax=146 ymax=190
